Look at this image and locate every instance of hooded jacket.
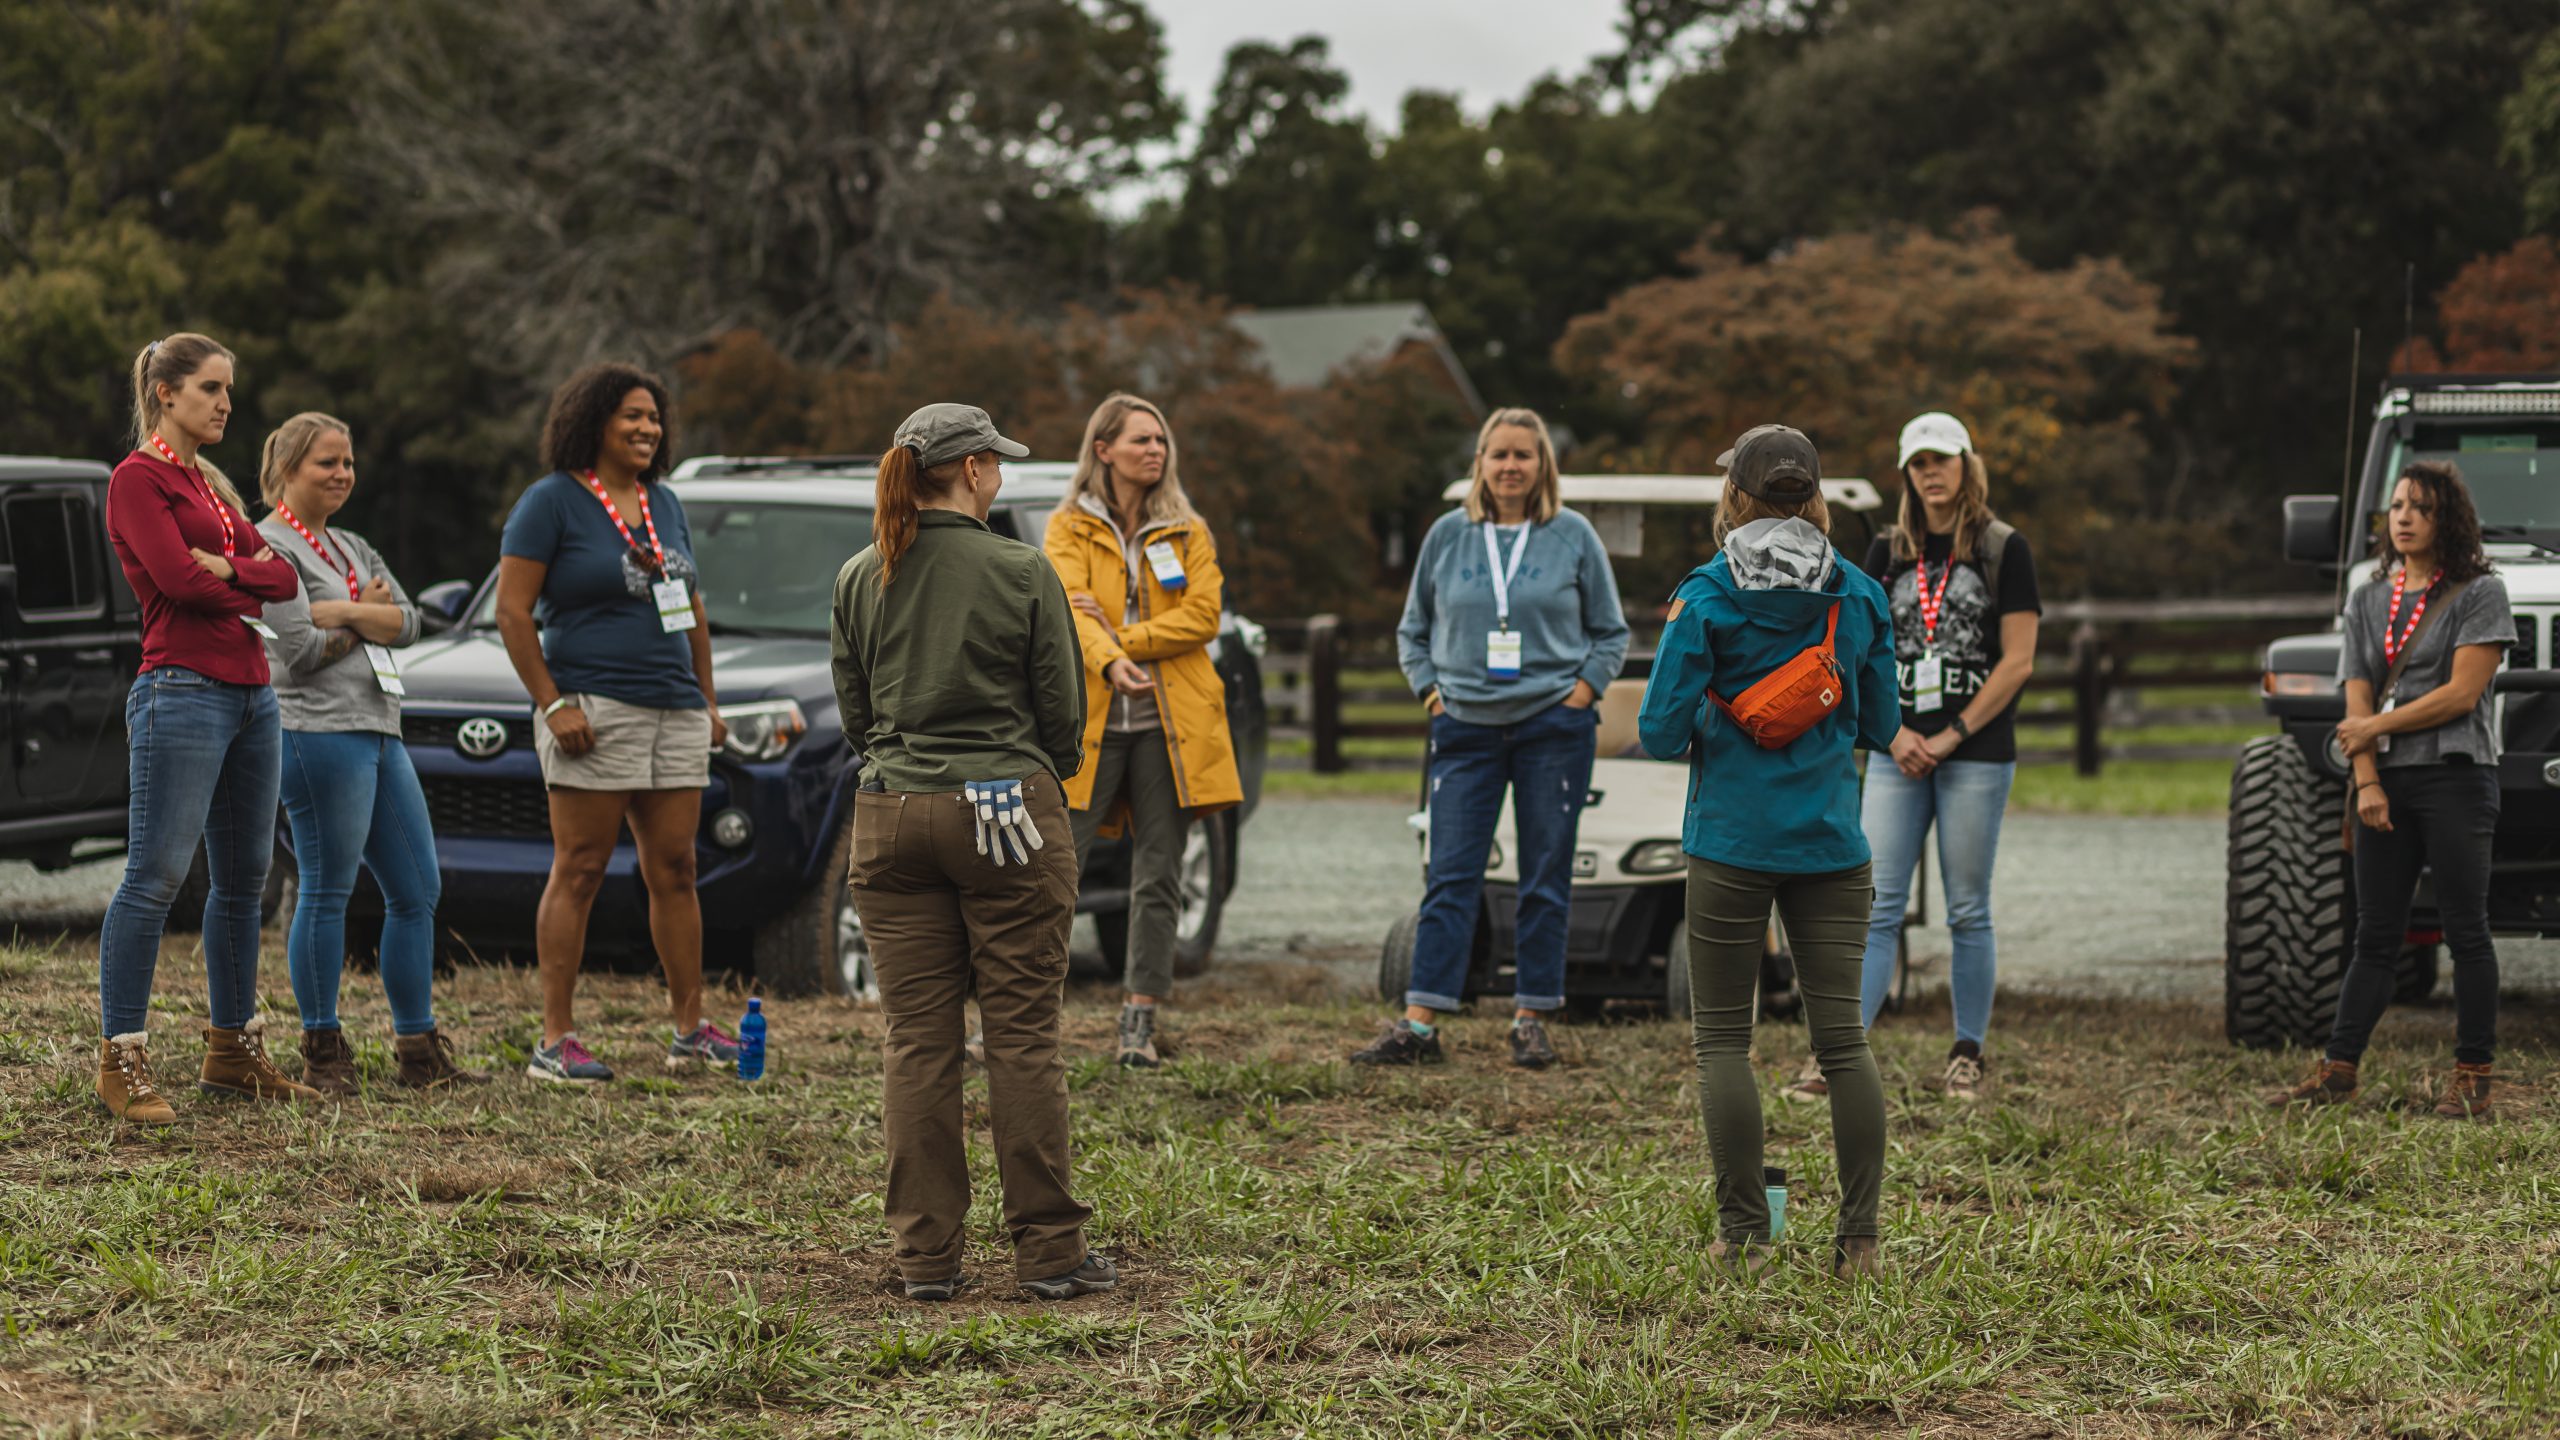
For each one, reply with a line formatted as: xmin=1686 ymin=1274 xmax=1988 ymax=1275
xmin=1043 ymin=497 xmax=1243 ymax=819
xmin=1637 ymin=518 xmax=1900 ymax=873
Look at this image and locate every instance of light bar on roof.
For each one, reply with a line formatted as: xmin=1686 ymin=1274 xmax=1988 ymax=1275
xmin=2410 ymin=390 xmax=2560 ymax=414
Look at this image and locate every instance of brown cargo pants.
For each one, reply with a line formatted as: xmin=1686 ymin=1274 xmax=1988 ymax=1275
xmin=850 ymin=771 xmax=1091 ymax=1285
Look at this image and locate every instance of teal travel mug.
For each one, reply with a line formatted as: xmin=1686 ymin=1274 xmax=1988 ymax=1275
xmin=1764 ymin=1166 xmax=1788 ymax=1239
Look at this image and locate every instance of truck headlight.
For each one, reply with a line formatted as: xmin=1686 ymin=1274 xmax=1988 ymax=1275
xmin=719 ymin=699 xmax=807 ymax=762
xmin=1623 ymin=841 xmax=1686 ymax=875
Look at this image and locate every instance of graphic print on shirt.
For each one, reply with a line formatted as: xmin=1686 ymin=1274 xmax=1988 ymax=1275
xmin=619 ymin=545 xmax=695 ymax=601
xmin=1887 ymin=561 xmax=1994 ymax=707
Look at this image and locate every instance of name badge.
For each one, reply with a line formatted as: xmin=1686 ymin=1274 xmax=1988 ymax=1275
xmin=1912 ymin=653 xmax=1944 ymax=714
xmin=654 ymin=578 xmax=696 ymax=633
xmin=366 ymin=643 xmax=406 ymax=696
xmin=1144 ymin=540 xmax=1187 ymax=589
xmin=1487 ymin=629 xmax=1523 ymax=680
xmin=244 ymin=616 xmax=279 ymax=639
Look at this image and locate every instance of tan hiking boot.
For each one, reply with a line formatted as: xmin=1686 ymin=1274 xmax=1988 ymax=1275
xmin=1778 ymin=1057 xmax=1828 ymax=1103
xmin=394 ymin=1030 xmax=488 ymax=1089
xmin=97 ymin=1033 xmax=176 ymax=1125
xmin=1942 ymin=1044 xmax=1986 ymax=1101
xmin=200 ymin=1017 xmax=321 ymax=1103
xmin=298 ymin=1026 xmax=359 ymax=1097
xmin=1707 ymin=1239 xmax=1773 ymax=1279
xmin=2432 ymin=1062 xmax=2495 ymax=1121
xmin=1831 ymin=1236 xmax=1883 ymax=1280
xmin=2268 ymin=1058 xmax=2359 ymax=1108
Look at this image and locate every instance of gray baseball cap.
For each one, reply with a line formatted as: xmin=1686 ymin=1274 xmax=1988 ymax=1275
xmin=892 ymin=403 xmax=1031 ymax=470
xmin=1715 ymin=424 xmax=1822 ymax=504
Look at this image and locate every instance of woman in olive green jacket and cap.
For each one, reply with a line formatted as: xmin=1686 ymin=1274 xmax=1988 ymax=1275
xmin=830 ymin=402 xmax=1113 ymax=1304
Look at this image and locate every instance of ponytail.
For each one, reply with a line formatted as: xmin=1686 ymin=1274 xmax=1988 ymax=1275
xmin=874 ymin=445 xmax=924 ymax=588
xmin=130 ymin=332 xmax=249 ymax=513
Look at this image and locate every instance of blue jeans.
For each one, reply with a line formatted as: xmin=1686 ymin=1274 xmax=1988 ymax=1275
xmin=1857 ymin=758 xmax=2015 ymax=1042
xmin=1408 ymin=702 xmax=1597 ymax=1012
xmin=99 ymin=668 xmax=281 ymax=1037
xmin=281 ymin=729 xmax=443 ymax=1036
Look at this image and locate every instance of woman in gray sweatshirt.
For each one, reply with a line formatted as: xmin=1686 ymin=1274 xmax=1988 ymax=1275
xmin=1353 ymin=407 xmax=1629 ymax=1070
xmin=256 ymin=413 xmax=479 ymax=1093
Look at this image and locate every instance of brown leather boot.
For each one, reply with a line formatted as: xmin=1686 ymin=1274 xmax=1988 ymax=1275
xmin=394 ymin=1030 xmax=488 ymax=1090
xmin=1830 ymin=1236 xmax=1883 ymax=1280
xmin=2432 ymin=1062 xmax=2495 ymax=1120
xmin=200 ymin=1017 xmax=322 ymax=1103
xmin=97 ymin=1033 xmax=176 ymax=1125
xmin=298 ymin=1026 xmax=359 ymax=1098
xmin=2268 ymin=1058 xmax=2359 ymax=1108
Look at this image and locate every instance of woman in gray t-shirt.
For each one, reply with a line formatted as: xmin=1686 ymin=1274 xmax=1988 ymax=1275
xmin=2275 ymin=460 xmax=2510 ymax=1118
xmin=255 ymin=413 xmax=480 ymax=1094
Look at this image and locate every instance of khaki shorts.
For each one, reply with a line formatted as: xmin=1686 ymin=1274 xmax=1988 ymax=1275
xmin=533 ymin=693 xmax=714 ymax=791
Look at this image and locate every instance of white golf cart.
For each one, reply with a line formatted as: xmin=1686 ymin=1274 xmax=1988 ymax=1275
xmin=1376 ymin=473 xmax=1923 ymax=1016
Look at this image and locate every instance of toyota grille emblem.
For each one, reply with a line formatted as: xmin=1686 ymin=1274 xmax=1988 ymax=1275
xmin=456 ymin=717 xmax=509 ymax=758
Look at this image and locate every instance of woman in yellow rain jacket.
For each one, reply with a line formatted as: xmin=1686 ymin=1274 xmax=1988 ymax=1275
xmin=1044 ymin=394 xmax=1242 ymax=1067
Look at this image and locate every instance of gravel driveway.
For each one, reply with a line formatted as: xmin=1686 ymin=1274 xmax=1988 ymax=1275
xmin=12 ymin=798 xmax=2558 ymax=1002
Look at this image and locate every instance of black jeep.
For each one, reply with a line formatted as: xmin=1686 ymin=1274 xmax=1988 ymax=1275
xmin=0 ymin=456 xmax=138 ymax=874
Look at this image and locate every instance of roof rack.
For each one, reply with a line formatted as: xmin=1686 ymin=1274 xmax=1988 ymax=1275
xmin=671 ymin=454 xmax=878 ymax=479
xmin=2382 ymin=372 xmax=2560 ymax=393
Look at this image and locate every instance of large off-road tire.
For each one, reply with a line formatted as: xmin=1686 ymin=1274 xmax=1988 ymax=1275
xmin=753 ymin=823 xmax=876 ymax=1002
xmin=1099 ymin=817 xmax=1233 ymax=982
xmin=1377 ymin=910 xmax=1419 ymax=1005
xmin=2225 ymin=736 xmax=2355 ymax=1049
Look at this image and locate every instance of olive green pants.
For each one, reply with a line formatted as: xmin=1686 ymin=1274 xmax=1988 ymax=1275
xmin=1070 ymin=729 xmax=1186 ymax=998
xmin=1684 ymin=855 xmax=1884 ymax=1244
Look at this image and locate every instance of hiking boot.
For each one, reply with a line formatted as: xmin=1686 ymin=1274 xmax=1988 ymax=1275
xmin=395 ymin=1030 xmax=488 ymax=1090
xmin=1707 ymin=1238 xmax=1773 ymax=1279
xmin=904 ymin=1273 xmax=967 ymax=1302
xmin=527 ymin=1034 xmax=614 ymax=1084
xmin=97 ymin=1032 xmax=176 ymax=1125
xmin=1510 ymin=1014 xmax=1558 ymax=1070
xmin=1942 ymin=1042 xmax=1985 ymax=1101
xmin=1830 ymin=1236 xmax=1883 ymax=1280
xmin=668 ymin=1020 xmax=743 ymax=1072
xmin=1779 ymin=1058 xmax=1828 ymax=1103
xmin=1349 ymin=1020 xmax=1445 ymax=1067
xmin=1116 ymin=1002 xmax=1162 ymax=1069
xmin=2268 ymin=1058 xmax=2359 ymax=1108
xmin=1021 ymin=1254 xmax=1118 ymax=1300
xmin=298 ymin=1026 xmax=359 ymax=1098
xmin=2432 ymin=1062 xmax=2495 ymax=1121
xmin=200 ymin=1017 xmax=322 ymax=1103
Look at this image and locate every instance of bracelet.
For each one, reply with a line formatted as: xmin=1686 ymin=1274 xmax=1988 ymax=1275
xmin=540 ymin=695 xmax=579 ymax=719
xmin=1949 ymin=715 xmax=1972 ymax=741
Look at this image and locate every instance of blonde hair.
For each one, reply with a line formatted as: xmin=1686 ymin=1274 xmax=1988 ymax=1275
xmin=258 ymin=412 xmax=351 ymax=507
xmin=1890 ymin=448 xmax=1995 ymax=563
xmin=1461 ymin=407 xmax=1561 ymax=525
xmin=130 ymin=334 xmax=247 ymax=512
xmin=1715 ymin=484 xmax=1832 ymax=544
xmin=1059 ymin=394 xmax=1202 ymax=531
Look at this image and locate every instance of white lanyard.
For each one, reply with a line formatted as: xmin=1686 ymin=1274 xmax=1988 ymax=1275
xmin=1481 ymin=521 xmax=1533 ymax=631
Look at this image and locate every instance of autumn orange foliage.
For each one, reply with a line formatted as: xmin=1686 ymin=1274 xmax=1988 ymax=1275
xmin=2392 ymin=237 xmax=2560 ymax=373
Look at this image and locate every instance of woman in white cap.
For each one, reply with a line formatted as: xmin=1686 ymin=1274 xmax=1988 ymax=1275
xmin=1821 ymin=411 xmax=2039 ymax=1101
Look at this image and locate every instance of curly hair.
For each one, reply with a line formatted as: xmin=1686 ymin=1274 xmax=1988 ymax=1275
xmin=2372 ymin=459 xmax=2492 ymax=584
xmin=539 ymin=363 xmax=673 ymax=483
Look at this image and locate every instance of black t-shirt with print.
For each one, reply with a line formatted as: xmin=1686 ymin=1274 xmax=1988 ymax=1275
xmin=1860 ymin=529 xmax=2042 ymax=763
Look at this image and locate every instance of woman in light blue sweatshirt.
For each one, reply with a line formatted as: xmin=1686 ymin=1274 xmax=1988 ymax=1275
xmin=1353 ymin=408 xmax=1628 ymax=1070
xmin=1638 ymin=425 xmax=1898 ymax=1280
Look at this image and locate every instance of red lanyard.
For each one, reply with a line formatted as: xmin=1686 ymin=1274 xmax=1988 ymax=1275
xmin=1913 ymin=552 xmax=1956 ymax=649
xmin=2383 ymin=567 xmax=2441 ymax=666
xmin=582 ymin=470 xmax=665 ymax=573
xmin=274 ymin=504 xmax=360 ymax=600
xmin=147 ymin=433 xmax=236 ymax=557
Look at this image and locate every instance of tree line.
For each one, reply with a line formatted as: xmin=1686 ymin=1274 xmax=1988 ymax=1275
xmin=4 ymin=0 xmax=2557 ymax=616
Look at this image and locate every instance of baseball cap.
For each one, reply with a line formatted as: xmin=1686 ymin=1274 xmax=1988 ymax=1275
xmin=893 ymin=403 xmax=1031 ymax=470
xmin=1895 ymin=412 xmax=1973 ymax=470
xmin=1715 ymin=425 xmax=1822 ymax=504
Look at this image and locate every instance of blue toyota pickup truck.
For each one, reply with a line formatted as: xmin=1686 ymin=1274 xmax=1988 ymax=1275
xmin=381 ymin=459 xmax=1269 ymax=996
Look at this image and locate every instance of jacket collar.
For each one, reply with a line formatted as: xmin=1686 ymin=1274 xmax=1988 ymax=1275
xmin=918 ymin=509 xmax=989 ymax=533
xmin=1074 ymin=492 xmax=1185 ymax=545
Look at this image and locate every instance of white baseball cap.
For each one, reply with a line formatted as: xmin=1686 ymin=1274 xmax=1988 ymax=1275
xmin=1896 ymin=412 xmax=1973 ymax=470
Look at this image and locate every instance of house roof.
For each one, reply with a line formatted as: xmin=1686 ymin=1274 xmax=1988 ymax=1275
xmin=1229 ymin=303 xmax=1486 ymax=418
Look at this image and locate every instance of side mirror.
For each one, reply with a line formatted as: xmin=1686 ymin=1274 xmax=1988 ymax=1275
xmin=415 ymin=579 xmax=474 ymax=635
xmin=2283 ymin=496 xmax=2343 ymax=566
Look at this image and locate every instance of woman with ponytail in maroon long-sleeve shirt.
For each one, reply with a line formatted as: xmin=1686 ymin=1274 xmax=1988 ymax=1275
xmin=93 ymin=333 xmax=320 ymax=1125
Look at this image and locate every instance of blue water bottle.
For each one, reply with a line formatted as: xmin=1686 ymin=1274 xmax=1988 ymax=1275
xmin=1764 ymin=1166 xmax=1788 ymax=1240
xmin=737 ymin=998 xmax=766 ymax=1081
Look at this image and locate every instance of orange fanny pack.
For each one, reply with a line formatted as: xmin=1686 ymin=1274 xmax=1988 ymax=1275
xmin=1709 ymin=603 xmax=1843 ymax=749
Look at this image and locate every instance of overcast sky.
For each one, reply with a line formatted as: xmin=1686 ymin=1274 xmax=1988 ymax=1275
xmin=1147 ymin=0 xmax=1629 ymax=134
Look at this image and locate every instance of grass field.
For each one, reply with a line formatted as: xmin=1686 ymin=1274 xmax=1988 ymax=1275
xmin=5 ymin=936 xmax=2558 ymax=1437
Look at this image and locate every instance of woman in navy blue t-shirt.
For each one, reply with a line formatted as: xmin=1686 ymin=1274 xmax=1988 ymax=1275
xmin=495 ymin=364 xmax=735 ymax=1085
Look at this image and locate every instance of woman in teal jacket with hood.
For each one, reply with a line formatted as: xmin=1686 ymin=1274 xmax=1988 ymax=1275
xmin=1638 ymin=424 xmax=1899 ymax=1280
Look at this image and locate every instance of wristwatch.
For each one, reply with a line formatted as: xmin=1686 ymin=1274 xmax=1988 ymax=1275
xmin=1949 ymin=715 xmax=1973 ymax=741
xmin=540 ymin=695 xmax=580 ymax=719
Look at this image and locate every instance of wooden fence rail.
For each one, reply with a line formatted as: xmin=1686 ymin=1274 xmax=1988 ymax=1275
xmin=1261 ymin=596 xmax=2337 ymax=776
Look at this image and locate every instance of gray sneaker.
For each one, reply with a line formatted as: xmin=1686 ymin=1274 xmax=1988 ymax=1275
xmin=1021 ymin=1253 xmax=1118 ymax=1300
xmin=904 ymin=1273 xmax=967 ymax=1302
xmin=1510 ymin=1015 xmax=1558 ymax=1070
xmin=1117 ymin=1003 xmax=1162 ymax=1069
